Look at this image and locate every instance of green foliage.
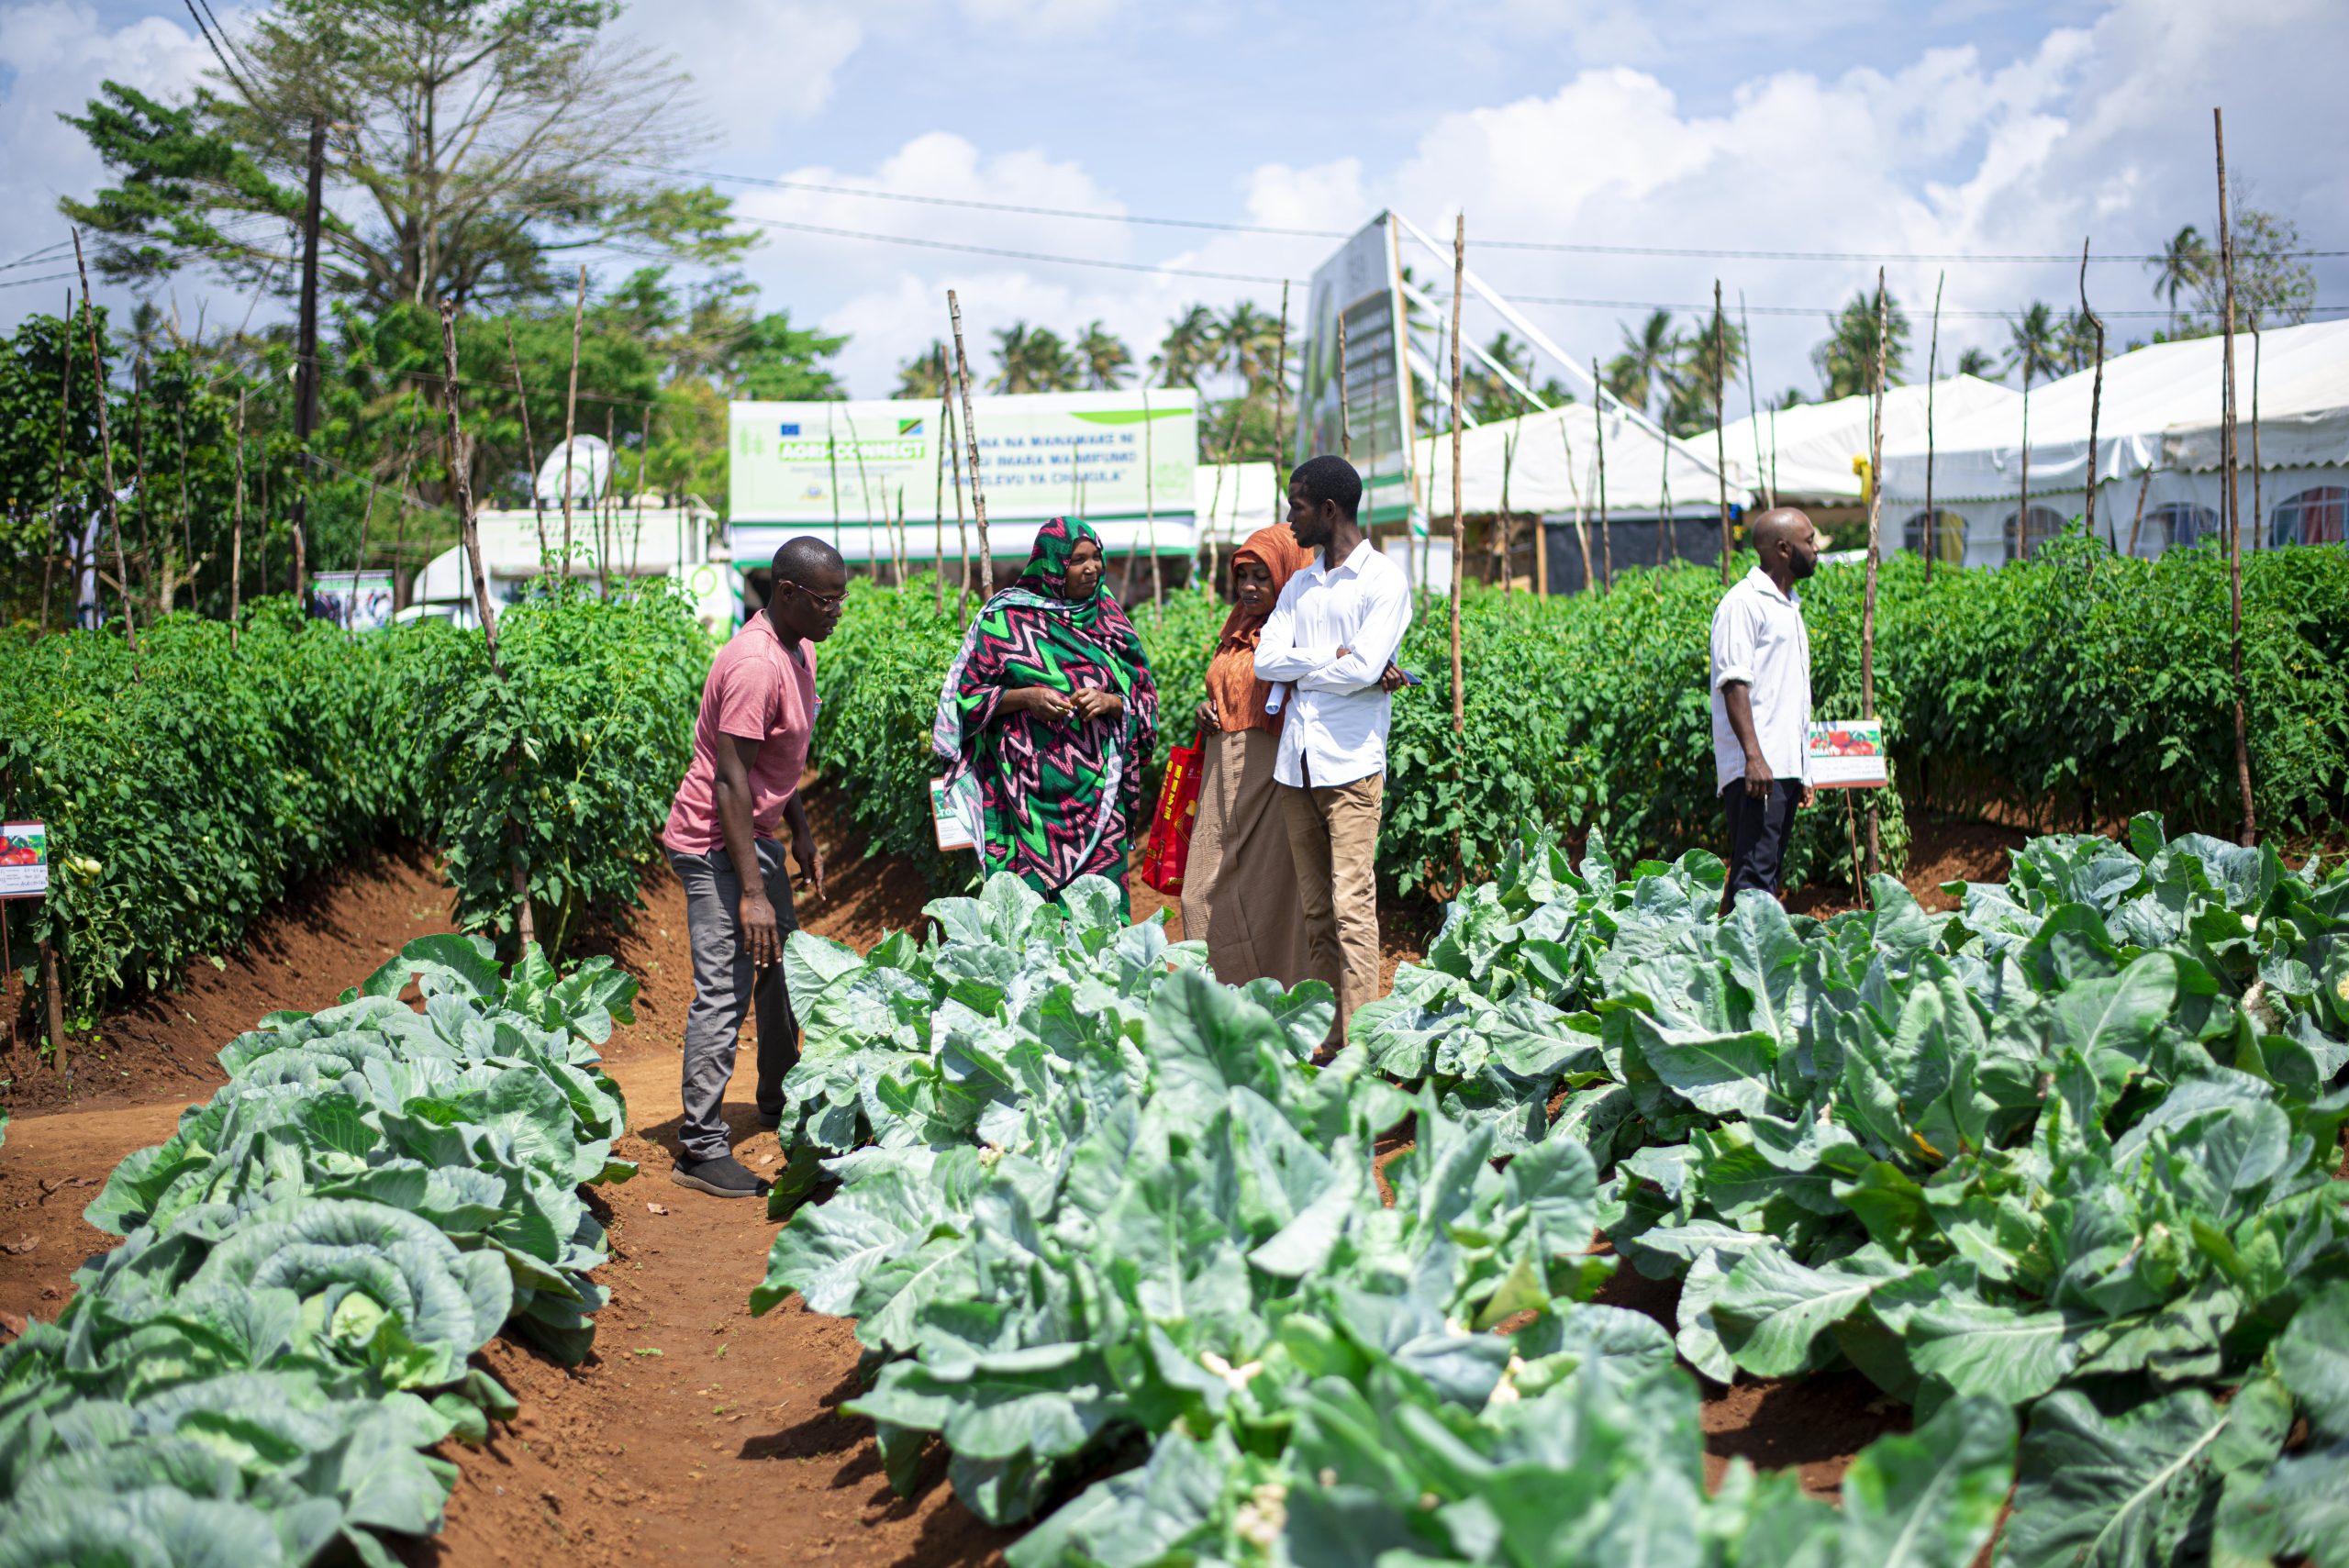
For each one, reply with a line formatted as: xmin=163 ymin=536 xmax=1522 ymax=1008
xmin=0 ymin=938 xmax=634 ymax=1563
xmin=406 ymin=583 xmax=708 ymax=954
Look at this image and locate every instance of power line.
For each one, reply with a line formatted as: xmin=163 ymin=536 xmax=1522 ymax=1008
xmin=729 ymin=213 xmax=1300 ymax=286
xmin=1507 ymin=291 xmax=2349 ymax=321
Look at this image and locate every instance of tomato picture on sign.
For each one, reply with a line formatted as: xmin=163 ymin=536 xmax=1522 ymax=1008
xmin=1807 ymin=720 xmax=1887 ymax=789
xmin=0 ymin=822 xmax=47 ymax=898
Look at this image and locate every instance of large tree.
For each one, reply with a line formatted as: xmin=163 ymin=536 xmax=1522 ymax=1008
xmin=61 ymin=0 xmax=749 ymax=312
xmin=1811 ymin=288 xmax=1910 ymax=402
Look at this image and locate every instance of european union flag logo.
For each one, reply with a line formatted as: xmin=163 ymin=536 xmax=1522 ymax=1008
xmin=779 ymin=422 xmax=801 ymax=436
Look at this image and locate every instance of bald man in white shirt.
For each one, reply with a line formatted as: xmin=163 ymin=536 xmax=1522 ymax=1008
xmin=1710 ymin=507 xmax=1821 ymax=914
xmin=1255 ymin=455 xmax=1413 ymax=1049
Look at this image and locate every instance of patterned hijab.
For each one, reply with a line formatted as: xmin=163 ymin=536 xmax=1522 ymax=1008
xmin=1205 ymin=525 xmax=1316 ymax=736
xmin=930 ymin=517 xmax=1161 ymax=897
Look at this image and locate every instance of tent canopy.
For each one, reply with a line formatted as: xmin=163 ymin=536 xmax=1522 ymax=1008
xmin=1415 ymin=401 xmax=1738 ymax=517
xmin=1703 ymin=376 xmax=2019 ymax=503
xmin=412 ymin=502 xmax=717 ymax=603
xmin=1878 ymin=318 xmax=2349 ymax=503
xmin=1197 ymin=462 xmax=1279 ymax=541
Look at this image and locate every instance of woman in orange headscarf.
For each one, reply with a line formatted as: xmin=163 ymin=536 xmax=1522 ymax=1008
xmin=1179 ymin=526 xmax=1319 ymax=987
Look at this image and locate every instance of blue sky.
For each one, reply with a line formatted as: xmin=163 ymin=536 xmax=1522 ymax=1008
xmin=5 ymin=0 xmax=2343 ymax=402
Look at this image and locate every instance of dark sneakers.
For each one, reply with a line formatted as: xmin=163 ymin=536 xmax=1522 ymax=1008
xmin=670 ymin=1153 xmax=770 ymax=1198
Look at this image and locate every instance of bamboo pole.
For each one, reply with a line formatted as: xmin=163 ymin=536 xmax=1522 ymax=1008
xmin=1448 ymin=214 xmax=1466 ymax=734
xmin=1739 ymin=291 xmax=1768 ymax=515
xmin=505 ymin=320 xmax=549 ymax=564
xmin=948 ymin=291 xmax=994 ymax=596
xmin=1271 ymin=280 xmax=1289 ymax=529
xmin=1713 ymin=280 xmax=1732 ymax=585
xmin=561 ymin=265 xmax=585 ymax=574
xmin=42 ymin=292 xmax=72 ymax=632
xmin=230 ymin=391 xmax=246 ymax=648
xmin=1863 ymin=271 xmax=1886 ymax=883
xmin=72 ymin=232 xmax=137 ymax=663
xmin=440 ymin=297 xmax=534 ymax=950
xmin=2079 ymin=239 xmax=2106 ymax=545
xmin=2214 ymin=108 xmax=2255 ymax=847
xmin=934 ymin=357 xmax=950 ymax=613
xmin=1925 ymin=272 xmax=1943 ymax=579
xmin=1595 ymin=358 xmax=1612 ymax=592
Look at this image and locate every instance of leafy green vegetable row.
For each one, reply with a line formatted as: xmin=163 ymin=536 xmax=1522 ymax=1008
xmin=1 ymin=584 xmax=707 ymax=1022
xmin=0 ymin=935 xmax=639 ymax=1567
xmin=751 ymin=875 xmax=2021 ymax=1568
xmin=1363 ymin=815 xmax=2349 ymax=1565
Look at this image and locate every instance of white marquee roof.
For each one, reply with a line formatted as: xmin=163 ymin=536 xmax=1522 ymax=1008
xmin=1703 ymin=376 xmax=2021 ymax=503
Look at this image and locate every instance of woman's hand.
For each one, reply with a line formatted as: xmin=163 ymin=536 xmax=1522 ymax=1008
xmin=999 ymin=685 xmax=1074 ymax=722
xmin=1195 ymin=697 xmax=1220 ymax=733
xmin=1069 ymin=687 xmax=1125 ymax=723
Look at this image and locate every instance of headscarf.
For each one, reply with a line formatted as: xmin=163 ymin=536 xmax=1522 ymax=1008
xmin=1204 ymin=525 xmax=1316 ymax=736
xmin=930 ymin=517 xmax=1161 ymax=895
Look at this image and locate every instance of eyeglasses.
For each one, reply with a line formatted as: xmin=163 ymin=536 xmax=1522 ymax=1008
xmin=783 ymin=582 xmax=847 ymax=611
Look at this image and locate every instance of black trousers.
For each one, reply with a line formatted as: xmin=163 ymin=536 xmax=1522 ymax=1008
xmin=1721 ymin=778 xmax=1803 ymax=902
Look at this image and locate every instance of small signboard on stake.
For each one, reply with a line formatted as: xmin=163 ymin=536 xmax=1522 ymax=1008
xmin=1808 ymin=720 xmax=1887 ymax=789
xmin=930 ymin=777 xmax=977 ymax=853
xmin=0 ymin=823 xmax=47 ymax=899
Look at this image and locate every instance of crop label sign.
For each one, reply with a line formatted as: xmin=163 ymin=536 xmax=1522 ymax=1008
xmin=730 ymin=390 xmax=1197 ymax=528
xmin=0 ymin=822 xmax=47 ymax=899
xmin=1809 ymin=720 xmax=1887 ymax=788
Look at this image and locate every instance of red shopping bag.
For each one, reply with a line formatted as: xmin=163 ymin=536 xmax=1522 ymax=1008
xmin=1140 ymin=732 xmax=1204 ymax=895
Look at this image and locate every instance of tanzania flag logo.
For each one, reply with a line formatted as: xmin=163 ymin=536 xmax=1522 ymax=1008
xmin=897 ymin=418 xmax=924 ymax=436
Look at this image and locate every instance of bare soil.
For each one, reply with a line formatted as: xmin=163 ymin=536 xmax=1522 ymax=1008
xmin=0 ymin=790 xmax=2029 ymax=1564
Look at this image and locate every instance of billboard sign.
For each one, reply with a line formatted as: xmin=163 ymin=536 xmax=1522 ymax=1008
xmin=1300 ymin=213 xmax=1418 ymax=529
xmin=729 ymin=390 xmax=1197 ymax=549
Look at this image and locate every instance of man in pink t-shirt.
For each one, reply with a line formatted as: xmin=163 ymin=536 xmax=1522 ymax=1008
xmin=662 ymin=537 xmax=846 ymax=1197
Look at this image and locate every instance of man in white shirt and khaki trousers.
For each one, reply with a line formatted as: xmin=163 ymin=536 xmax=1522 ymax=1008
xmin=1255 ymin=455 xmax=1414 ymax=1049
xmin=1709 ymin=507 xmax=1821 ymax=913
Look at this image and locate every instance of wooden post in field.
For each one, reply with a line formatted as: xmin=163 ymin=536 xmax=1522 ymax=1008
xmin=506 ymin=321 xmax=548 ymax=564
xmin=1142 ymin=382 xmax=1160 ymax=619
xmin=1421 ymin=309 xmax=1444 ymax=611
xmin=43 ymin=290 xmax=72 ymax=633
xmin=230 ymin=392 xmax=247 ymax=647
xmin=133 ymin=357 xmax=159 ymax=616
xmin=1561 ymin=416 xmax=1593 ymax=593
xmin=1448 ymin=214 xmax=1466 ymax=733
xmin=1336 ymin=309 xmax=1350 ymax=462
xmin=600 ymin=406 xmax=617 ymax=597
xmin=933 ymin=359 xmax=950 ymax=613
xmin=1925 ymin=272 xmax=1943 ymax=579
xmin=1497 ymin=428 xmax=1516 ymax=593
xmin=1863 ymin=270 xmax=1886 ymax=883
xmin=631 ymin=408 xmax=651 ymax=580
xmin=2127 ymin=463 xmax=2153 ymax=558
xmin=2079 ymin=239 xmax=2106 ymax=545
xmin=41 ymin=939 xmax=65 ymax=1074
xmin=947 ymin=382 xmax=970 ymax=626
xmin=72 ymin=232 xmax=137 ymax=666
xmin=948 ymin=290 xmax=993 ymax=596
xmin=2214 ymin=108 xmax=2255 ymax=847
xmin=1740 ymin=291 xmax=1768 ymax=513
xmin=1594 ymin=358 xmax=1612 ymax=592
xmin=441 ymin=297 xmax=535 ymax=948
xmin=2016 ymin=336 xmax=2033 ymax=563
xmin=561 ymin=266 xmax=585 ymax=574
xmin=2249 ymin=317 xmax=2263 ymax=553
xmin=1713 ymin=280 xmax=1732 ymax=585
xmin=175 ymin=400 xmax=194 ymax=606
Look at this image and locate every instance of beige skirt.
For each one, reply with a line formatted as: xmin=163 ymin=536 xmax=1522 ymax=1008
xmin=1179 ymin=727 xmax=1310 ymax=989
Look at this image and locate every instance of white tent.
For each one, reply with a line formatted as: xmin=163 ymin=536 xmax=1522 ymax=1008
xmin=1876 ymin=318 xmax=2349 ymax=562
xmin=1196 ymin=462 xmax=1278 ymax=544
xmin=412 ymin=499 xmax=739 ymax=633
xmin=1704 ymin=376 xmax=2020 ymax=504
xmin=1414 ymin=401 xmax=1742 ymax=519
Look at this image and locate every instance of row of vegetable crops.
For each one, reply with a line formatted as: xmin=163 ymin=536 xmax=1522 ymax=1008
xmin=0 ymin=935 xmax=639 ymax=1564
xmin=816 ymin=534 xmax=2349 ymax=904
xmin=0 ymin=583 xmax=706 ymax=1023
xmin=754 ymin=813 xmax=2347 ymax=1567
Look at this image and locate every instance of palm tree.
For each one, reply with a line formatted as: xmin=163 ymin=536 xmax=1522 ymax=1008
xmin=1609 ymin=308 xmax=1683 ymax=419
xmin=1218 ymin=301 xmax=1283 ymax=401
xmin=1152 ymin=305 xmax=1220 ymax=389
xmin=2005 ymin=302 xmax=2064 ymax=388
xmin=2148 ymin=225 xmax=2210 ymax=333
xmin=1664 ymin=303 xmax=1744 ymax=435
xmin=1811 ymin=289 xmax=1910 ymax=401
xmin=895 ymin=341 xmax=949 ymax=400
xmin=990 ymin=322 xmax=1080 ymax=393
xmin=1074 ymin=321 xmax=1133 ymax=390
xmin=1464 ymin=330 xmax=1537 ymax=425
xmin=1954 ymin=346 xmax=1996 ymax=379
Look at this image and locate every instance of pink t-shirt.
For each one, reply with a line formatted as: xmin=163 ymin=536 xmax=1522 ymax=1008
xmin=662 ymin=613 xmax=818 ymax=855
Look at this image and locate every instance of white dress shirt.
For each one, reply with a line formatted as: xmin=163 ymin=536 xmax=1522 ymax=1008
xmin=1709 ymin=564 xmax=1813 ymax=795
xmin=1253 ymin=538 xmax=1414 ymax=788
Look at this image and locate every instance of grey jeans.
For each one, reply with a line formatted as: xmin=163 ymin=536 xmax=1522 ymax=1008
xmin=668 ymin=840 xmax=801 ymax=1163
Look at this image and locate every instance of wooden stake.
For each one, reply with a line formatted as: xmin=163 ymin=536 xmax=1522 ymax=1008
xmin=1561 ymin=416 xmax=1593 ymax=593
xmin=41 ymin=937 xmax=65 ymax=1073
xmin=1142 ymin=382 xmax=1160 ymax=618
xmin=230 ymin=391 xmax=246 ymax=648
xmin=506 ymin=319 xmax=549 ymax=564
xmin=176 ymin=399 xmax=194 ymax=605
xmin=2017 ymin=340 xmax=2033 ymax=562
xmin=1713 ymin=280 xmax=1732 ymax=585
xmin=933 ymin=354 xmax=949 ymax=613
xmin=3 ymin=899 xmax=16 ymax=1055
xmin=133 ymin=355 xmax=159 ymax=616
xmin=632 ymin=406 xmax=651 ymax=580
xmin=1595 ymin=359 xmax=1612 ymax=592
xmin=43 ymin=291 xmax=72 ymax=633
xmin=1448 ymin=214 xmax=1466 ymax=734
xmin=1925 ymin=272 xmax=1943 ymax=579
xmin=1863 ymin=270 xmax=1886 ymax=883
xmin=2214 ymin=107 xmax=2255 ymax=848
xmin=71 ymin=231 xmax=137 ymax=663
xmin=2079 ymin=239 xmax=2106 ymax=544
xmin=601 ymin=405 xmax=616 ymax=598
xmin=1271 ymin=280 xmax=1289 ymax=529
xmin=2127 ymin=462 xmax=2154 ymax=559
xmin=1739 ymin=291 xmax=1769 ymax=514
xmin=1337 ymin=309 xmax=1351 ymax=462
xmin=2249 ymin=317 xmax=2263 ymax=554
xmin=947 ymin=290 xmax=994 ymax=597
xmin=561 ymin=265 xmax=585 ymax=573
